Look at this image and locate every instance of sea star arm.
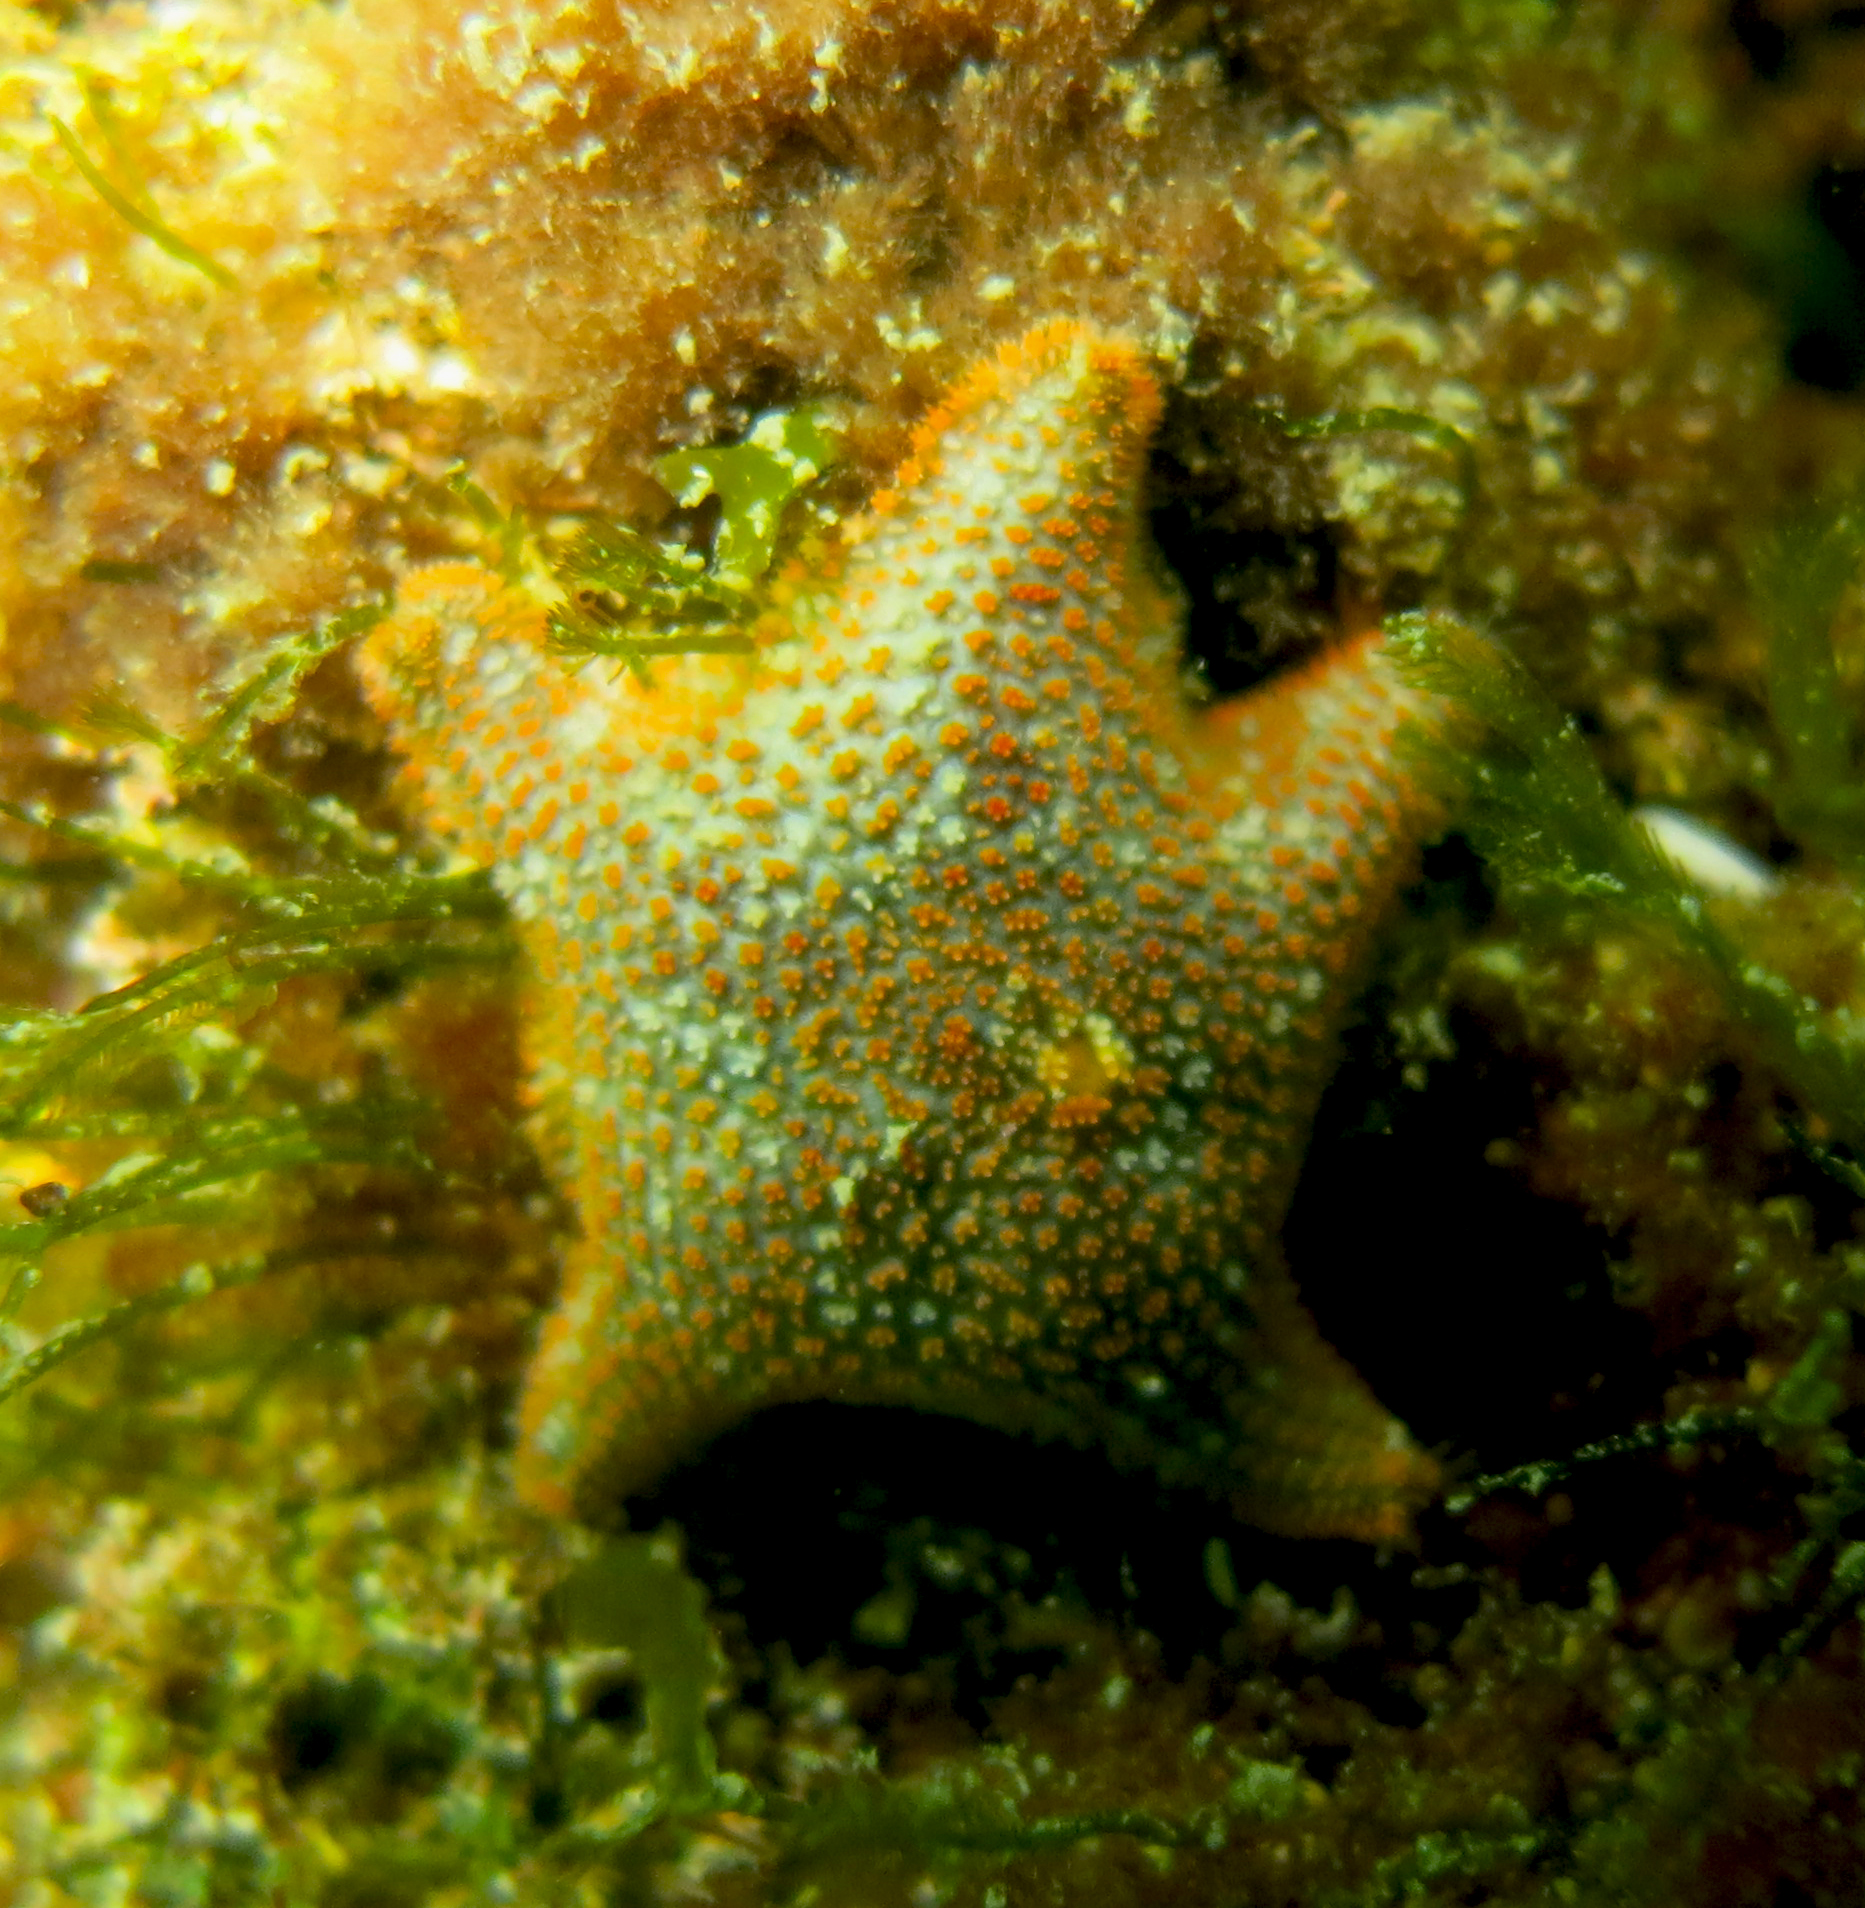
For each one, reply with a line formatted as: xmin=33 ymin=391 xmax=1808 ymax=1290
xmin=1192 ymin=629 xmax=1452 ymax=1239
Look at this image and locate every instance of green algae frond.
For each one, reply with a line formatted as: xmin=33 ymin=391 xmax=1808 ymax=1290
xmin=544 ymin=404 xmax=839 ymax=675
xmin=653 ymin=404 xmax=839 ymax=588
xmin=552 ymin=1532 xmax=725 ymax=1818
xmin=1388 ymin=609 xmax=1865 ymax=1160
xmin=1267 ymin=406 xmax=1479 ymax=517
xmin=1749 ymin=484 xmax=1865 ymax=868
xmin=48 ymin=109 xmax=234 ymax=289
xmin=0 ymin=628 xmax=512 ymax=1439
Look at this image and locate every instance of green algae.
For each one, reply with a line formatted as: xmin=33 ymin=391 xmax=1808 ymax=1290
xmin=431 ymin=402 xmax=839 ymax=681
xmin=1389 ymin=609 xmax=1865 ymax=1159
xmin=48 ymin=108 xmax=234 ymax=289
xmin=652 ymin=405 xmax=839 ymax=589
xmin=0 ymin=621 xmax=512 ymax=1461
xmin=1268 ymin=407 xmax=1479 ymax=518
xmin=1749 ymin=484 xmax=1865 ymax=869
xmin=553 ymin=1532 xmax=724 ymax=1816
xmin=552 ymin=417 xmax=837 ymax=674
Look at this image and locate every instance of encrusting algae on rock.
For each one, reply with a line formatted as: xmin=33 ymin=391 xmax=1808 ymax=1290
xmin=359 ymin=320 xmax=1453 ymax=1541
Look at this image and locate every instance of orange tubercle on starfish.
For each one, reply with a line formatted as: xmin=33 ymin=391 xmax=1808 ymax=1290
xmin=358 ymin=320 xmax=1452 ymax=1544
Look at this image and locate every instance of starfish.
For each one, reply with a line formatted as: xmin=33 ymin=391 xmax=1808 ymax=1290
xmin=358 ymin=321 xmax=1452 ymax=1543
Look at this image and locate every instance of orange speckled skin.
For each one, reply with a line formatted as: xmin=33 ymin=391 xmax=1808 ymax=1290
xmin=359 ymin=323 xmax=1449 ymax=1542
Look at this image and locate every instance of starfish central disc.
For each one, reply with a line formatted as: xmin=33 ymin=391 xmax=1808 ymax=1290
xmin=359 ymin=321 xmax=1449 ymax=1542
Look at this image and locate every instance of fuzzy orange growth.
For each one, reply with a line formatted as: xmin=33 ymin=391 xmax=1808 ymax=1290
xmin=357 ymin=321 xmax=1451 ymax=1544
